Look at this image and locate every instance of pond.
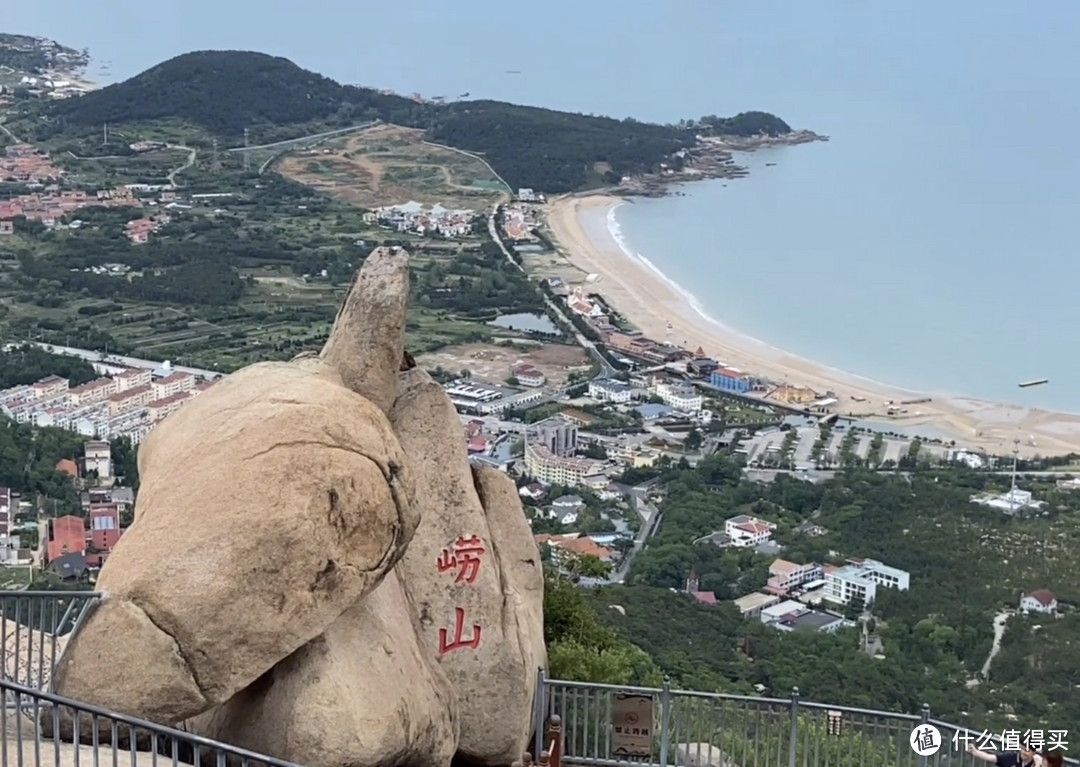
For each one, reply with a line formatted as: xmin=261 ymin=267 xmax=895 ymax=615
xmin=488 ymin=312 xmax=561 ymax=336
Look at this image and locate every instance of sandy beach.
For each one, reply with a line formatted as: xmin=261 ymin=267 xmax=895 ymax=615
xmin=545 ymin=194 xmax=1080 ymax=457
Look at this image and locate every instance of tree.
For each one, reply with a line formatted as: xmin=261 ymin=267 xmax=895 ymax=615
xmin=564 ymin=552 xmax=612 ymax=579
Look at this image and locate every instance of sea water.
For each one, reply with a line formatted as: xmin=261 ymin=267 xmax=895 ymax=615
xmin=16 ymin=0 xmax=1080 ymax=410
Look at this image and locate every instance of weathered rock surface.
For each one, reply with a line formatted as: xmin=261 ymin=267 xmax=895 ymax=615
xmin=51 ymin=247 xmax=420 ymax=725
xmin=42 ymin=248 xmax=548 ymax=767
xmin=189 ymin=570 xmax=459 ymax=767
xmin=390 ymin=368 xmax=546 ymax=765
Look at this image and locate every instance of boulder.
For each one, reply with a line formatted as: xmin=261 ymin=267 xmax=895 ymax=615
xmin=51 ymin=247 xmax=420 ymax=725
xmin=390 ymin=368 xmax=546 ymax=765
xmin=189 ymin=570 xmax=459 ymax=767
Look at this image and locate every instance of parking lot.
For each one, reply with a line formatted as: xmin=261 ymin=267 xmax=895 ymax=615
xmin=740 ymin=421 xmax=948 ymax=469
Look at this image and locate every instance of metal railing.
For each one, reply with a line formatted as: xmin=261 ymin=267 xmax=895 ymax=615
xmin=1 ymin=591 xmax=299 ymax=767
xmin=0 ymin=591 xmax=102 ymax=693
xmin=536 ymin=674 xmax=1077 ymax=767
xmin=1 ymin=678 xmax=303 ymax=767
xmin=5 ymin=592 xmax=1076 ymax=767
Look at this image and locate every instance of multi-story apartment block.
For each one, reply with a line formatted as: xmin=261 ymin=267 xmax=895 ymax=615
xmin=33 ymin=375 xmax=69 ymax=400
xmin=528 ymin=416 xmax=578 ymax=457
xmin=112 ymin=367 xmax=153 ymax=391
xmin=68 ymin=377 xmax=118 ymax=407
xmin=824 ymin=558 xmax=910 ymax=606
xmin=108 ymin=383 xmax=154 ymax=415
xmin=148 ymin=391 xmax=193 ymax=422
xmin=152 ymin=372 xmax=196 ymax=400
xmin=524 ymin=444 xmax=604 ymax=488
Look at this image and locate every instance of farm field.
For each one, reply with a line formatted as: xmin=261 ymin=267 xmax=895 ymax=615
xmin=276 ymin=124 xmax=511 ymax=209
xmin=417 ymin=342 xmax=592 ymax=387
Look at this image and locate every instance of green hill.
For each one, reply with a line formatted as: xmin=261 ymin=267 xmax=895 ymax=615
xmin=38 ymin=49 xmax=792 ymax=193
xmin=48 ymin=50 xmax=420 ymax=137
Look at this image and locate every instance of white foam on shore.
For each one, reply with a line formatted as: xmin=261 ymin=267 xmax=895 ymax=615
xmin=599 ymin=200 xmax=926 ymax=398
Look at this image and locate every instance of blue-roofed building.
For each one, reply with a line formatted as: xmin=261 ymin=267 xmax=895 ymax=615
xmin=635 ymin=403 xmax=674 ymax=421
xmin=711 ymin=367 xmax=751 ymax=393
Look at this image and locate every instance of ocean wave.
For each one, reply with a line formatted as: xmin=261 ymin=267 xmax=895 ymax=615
xmin=605 ymin=203 xmax=747 ymax=340
xmin=602 ymin=201 xmax=919 ymax=394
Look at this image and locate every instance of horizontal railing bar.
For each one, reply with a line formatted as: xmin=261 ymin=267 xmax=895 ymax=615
xmin=799 ymin=699 xmax=922 ymax=721
xmin=0 ymin=679 xmax=303 ymax=767
xmin=1 ymin=591 xmax=105 ymax=598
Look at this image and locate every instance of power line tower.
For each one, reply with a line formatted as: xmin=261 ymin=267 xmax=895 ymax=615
xmin=242 ymin=128 xmax=251 ymax=172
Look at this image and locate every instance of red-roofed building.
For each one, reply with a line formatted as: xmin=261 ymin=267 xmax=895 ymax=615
xmin=513 ymin=364 xmax=546 ymax=388
xmin=685 ymin=570 xmax=718 ymax=606
xmin=86 ymin=505 xmax=122 ymax=567
xmin=723 ymin=514 xmax=776 ymax=547
xmin=55 ymin=458 xmax=79 ymax=479
xmin=533 ymin=533 xmax=614 ymax=562
xmin=1020 ymin=589 xmax=1058 ymax=615
xmin=46 ymin=515 xmax=86 ymax=563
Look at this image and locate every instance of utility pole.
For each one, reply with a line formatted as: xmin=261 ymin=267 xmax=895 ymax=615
xmin=212 ymin=137 xmax=219 ymax=168
xmin=1009 ymin=378 xmax=1048 ymax=514
xmin=243 ymin=128 xmax=251 ymax=172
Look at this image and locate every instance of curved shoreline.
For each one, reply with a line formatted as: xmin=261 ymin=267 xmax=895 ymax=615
xmin=544 ymin=193 xmax=1080 ymax=457
xmin=601 ymin=202 xmax=929 ymax=399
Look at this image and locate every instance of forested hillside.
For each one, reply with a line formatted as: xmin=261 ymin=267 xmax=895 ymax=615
xmin=546 ymin=454 xmax=1080 ymax=736
xmin=28 ymin=50 xmax=792 ymax=192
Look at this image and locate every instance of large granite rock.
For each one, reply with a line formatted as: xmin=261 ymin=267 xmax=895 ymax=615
xmin=189 ymin=570 xmax=459 ymax=767
xmin=45 ymin=247 xmax=548 ymax=767
xmin=51 ymin=248 xmax=419 ymax=724
xmin=391 ymin=368 xmax=546 ymax=766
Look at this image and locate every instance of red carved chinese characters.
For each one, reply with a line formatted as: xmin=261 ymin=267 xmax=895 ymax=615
xmin=435 ymin=535 xmax=485 ymax=653
xmin=436 ymin=534 xmax=486 ymax=585
xmin=438 ymin=606 xmax=482 ymax=654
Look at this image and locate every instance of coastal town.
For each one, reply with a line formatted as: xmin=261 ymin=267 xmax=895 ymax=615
xmin=0 ymin=27 xmax=1078 ymax=766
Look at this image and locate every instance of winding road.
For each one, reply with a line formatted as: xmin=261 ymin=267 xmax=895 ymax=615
xmin=980 ymin=609 xmax=1011 ymax=679
xmin=166 ymin=144 xmax=196 ymax=187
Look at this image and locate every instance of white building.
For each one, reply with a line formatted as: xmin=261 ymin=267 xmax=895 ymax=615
xmin=513 ymin=364 xmax=546 ymax=388
xmin=724 ymin=514 xmax=776 ymax=548
xmin=759 ymin=600 xmax=806 ymax=625
xmin=949 ymin=450 xmax=985 ymax=469
xmin=734 ymin=592 xmax=780 ymax=619
xmin=824 ymin=558 xmax=910 ymax=606
xmin=83 ymin=440 xmax=112 ymax=480
xmin=1020 ymin=589 xmax=1057 ymax=615
xmin=654 ymin=381 xmax=703 ymax=412
xmin=524 ymin=444 xmax=605 ymax=488
xmin=971 ymin=487 xmax=1045 ymax=515
xmin=588 ymin=378 xmax=633 ymax=404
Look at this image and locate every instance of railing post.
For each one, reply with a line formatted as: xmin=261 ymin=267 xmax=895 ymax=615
xmin=788 ymin=687 xmax=800 ymax=767
xmin=547 ymin=714 xmax=562 ymax=767
xmin=533 ymin=666 xmax=546 ymax=759
xmin=659 ymin=677 xmax=672 ymax=767
xmin=919 ymin=704 xmax=931 ymax=767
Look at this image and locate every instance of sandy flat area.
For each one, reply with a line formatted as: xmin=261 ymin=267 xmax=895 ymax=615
xmin=546 ymin=194 xmax=1080 ymax=457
